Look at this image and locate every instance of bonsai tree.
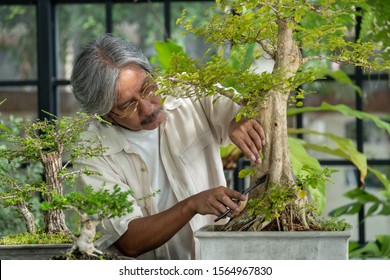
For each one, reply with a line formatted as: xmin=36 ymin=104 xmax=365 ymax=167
xmin=0 ymin=113 xmax=44 ymax=236
xmin=156 ymin=0 xmax=390 ymax=232
xmin=0 ymin=112 xmax=103 ymax=234
xmin=0 ymin=112 xmax=135 ymax=257
xmin=41 ymin=185 xmax=134 ymax=258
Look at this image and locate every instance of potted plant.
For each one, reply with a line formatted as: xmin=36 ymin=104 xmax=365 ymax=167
xmin=0 ymin=112 xmax=134 ymax=259
xmin=40 ymin=184 xmax=134 ymax=259
xmin=0 ymin=113 xmax=44 ymax=238
xmin=330 ymin=170 xmax=390 ymax=259
xmin=154 ymin=0 xmax=390 ymax=259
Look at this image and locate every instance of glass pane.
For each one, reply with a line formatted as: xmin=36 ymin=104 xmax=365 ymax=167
xmin=363 ymin=191 xmax=390 ymax=241
xmin=322 ymin=165 xmax=390 ymax=242
xmin=57 ymin=4 xmax=106 ymax=80
xmin=113 ymin=2 xmax=165 ymax=58
xmin=322 ymin=166 xmax=358 ymax=239
xmin=361 ymin=80 xmax=389 ymax=159
xmin=304 ymin=80 xmax=356 ymax=107
xmin=0 ymin=6 xmax=37 ymax=80
xmin=325 ymin=165 xmax=390 ymax=242
xmin=301 ymin=81 xmax=356 ymax=159
xmin=59 ymin=85 xmax=81 ymax=116
xmin=302 ymin=113 xmax=356 ymax=160
xmin=0 ymin=86 xmax=38 ymax=119
xmin=171 ymin=1 xmax=216 ymax=59
xmin=364 ymin=80 xmax=390 ymax=113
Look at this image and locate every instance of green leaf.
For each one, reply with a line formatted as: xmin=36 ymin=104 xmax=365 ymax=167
xmin=0 ymin=123 xmax=11 ymax=132
xmin=366 ymin=203 xmax=380 ymax=218
xmin=220 ymin=144 xmax=238 ymax=158
xmin=349 ymin=242 xmax=381 ymax=259
xmin=298 ymin=188 xmax=307 ymax=199
xmin=377 ymin=235 xmax=390 ymax=257
xmin=343 ymin=188 xmax=380 ymax=203
xmin=238 ymin=166 xmax=255 ymax=178
xmin=230 ymin=44 xmax=255 ymax=72
xmin=288 ymin=137 xmax=326 ymax=214
xmin=289 ymin=128 xmax=367 ymax=182
xmin=378 ymin=204 xmax=390 ymax=215
xmin=288 ymin=102 xmax=390 ymax=136
xmin=329 ymin=202 xmax=362 ymax=217
xmin=154 ymin=40 xmax=186 ymax=71
xmin=368 ymin=166 xmax=390 ymax=191
xmin=349 ymin=241 xmax=361 ymax=252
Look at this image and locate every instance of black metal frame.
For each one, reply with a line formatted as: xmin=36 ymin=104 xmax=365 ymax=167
xmin=1 ymin=0 xmax=389 ymax=247
xmin=0 ymin=0 xmax=212 ymax=119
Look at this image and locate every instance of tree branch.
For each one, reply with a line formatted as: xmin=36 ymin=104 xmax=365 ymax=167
xmin=164 ymin=77 xmax=246 ymax=106
xmin=256 ymin=39 xmax=275 ymax=58
xmin=58 ymin=168 xmax=85 ymax=181
xmin=0 ymin=194 xmax=18 ymax=200
xmin=302 ymin=55 xmax=329 ymax=64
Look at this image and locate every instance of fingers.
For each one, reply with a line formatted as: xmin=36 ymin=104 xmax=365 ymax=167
xmin=236 ymin=136 xmax=261 ymax=164
xmin=219 ymin=193 xmax=242 ymax=214
xmin=213 ymin=187 xmax=247 ymax=220
xmin=252 ymin=120 xmax=266 ymax=146
xmin=229 ymin=118 xmax=266 ymax=164
xmin=192 ymin=187 xmax=247 ymax=219
xmin=214 ymin=189 xmax=248 ymax=222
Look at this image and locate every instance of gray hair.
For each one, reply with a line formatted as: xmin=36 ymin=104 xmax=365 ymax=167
xmin=70 ymin=33 xmax=152 ymax=115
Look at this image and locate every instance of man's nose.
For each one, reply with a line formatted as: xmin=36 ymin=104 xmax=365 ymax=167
xmin=138 ymin=98 xmax=155 ymax=116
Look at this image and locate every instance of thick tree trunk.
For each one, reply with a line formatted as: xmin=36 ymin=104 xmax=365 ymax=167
xmin=41 ymin=151 xmax=69 ymax=233
xmin=222 ymin=19 xmax=309 ymax=231
xmin=255 ymin=18 xmax=302 ymax=187
xmin=223 ymin=89 xmax=295 ymax=231
xmin=254 ymin=90 xmax=294 ymax=187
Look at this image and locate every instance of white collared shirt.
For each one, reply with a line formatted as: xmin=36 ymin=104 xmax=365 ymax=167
xmin=76 ymin=95 xmax=241 ymax=259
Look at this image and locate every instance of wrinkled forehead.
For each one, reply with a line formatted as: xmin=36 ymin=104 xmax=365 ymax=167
xmin=115 ymin=65 xmax=148 ymax=104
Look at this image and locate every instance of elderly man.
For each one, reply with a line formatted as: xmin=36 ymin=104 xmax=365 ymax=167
xmin=71 ymin=34 xmax=265 ymax=259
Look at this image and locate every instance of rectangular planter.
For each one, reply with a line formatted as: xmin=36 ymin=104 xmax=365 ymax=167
xmin=194 ymin=225 xmax=352 ymax=260
xmin=0 ymin=244 xmax=72 ymax=260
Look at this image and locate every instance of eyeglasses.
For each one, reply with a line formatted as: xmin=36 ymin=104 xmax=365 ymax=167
xmin=110 ymin=79 xmax=158 ymax=119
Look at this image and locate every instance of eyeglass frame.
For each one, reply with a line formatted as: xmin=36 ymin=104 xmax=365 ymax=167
xmin=110 ymin=77 xmax=159 ymax=119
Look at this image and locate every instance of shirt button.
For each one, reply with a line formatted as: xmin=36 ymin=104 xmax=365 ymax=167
xmin=141 ymin=167 xmax=146 ymax=172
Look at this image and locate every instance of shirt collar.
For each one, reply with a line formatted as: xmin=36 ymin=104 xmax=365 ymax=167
xmin=90 ymin=96 xmax=183 ymax=156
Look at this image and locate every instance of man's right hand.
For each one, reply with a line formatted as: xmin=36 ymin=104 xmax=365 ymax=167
xmin=187 ymin=186 xmax=247 ymax=218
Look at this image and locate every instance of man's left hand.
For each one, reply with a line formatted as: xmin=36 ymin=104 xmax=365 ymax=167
xmin=228 ymin=117 xmax=265 ymax=165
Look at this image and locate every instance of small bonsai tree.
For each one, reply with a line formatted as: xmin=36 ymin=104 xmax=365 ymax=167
xmin=41 ymin=185 xmax=134 ymax=257
xmin=0 ymin=112 xmax=136 ymax=258
xmin=156 ymin=0 xmax=390 ymax=231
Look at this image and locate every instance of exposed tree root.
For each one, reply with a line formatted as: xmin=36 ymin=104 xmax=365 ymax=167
xmin=69 ymin=214 xmax=103 ymax=257
xmin=222 ymin=186 xmax=324 ymax=232
xmin=51 ymin=248 xmax=124 ymax=260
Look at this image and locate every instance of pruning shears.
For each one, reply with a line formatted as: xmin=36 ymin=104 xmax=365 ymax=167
xmin=214 ymin=174 xmax=268 ymax=222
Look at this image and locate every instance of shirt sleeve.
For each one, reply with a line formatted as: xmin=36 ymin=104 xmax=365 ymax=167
xmin=198 ymin=95 xmax=242 ymax=145
xmin=74 ymin=156 xmax=144 ymax=249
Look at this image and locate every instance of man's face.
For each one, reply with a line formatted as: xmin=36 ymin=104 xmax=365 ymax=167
xmin=109 ymin=64 xmax=166 ymax=131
